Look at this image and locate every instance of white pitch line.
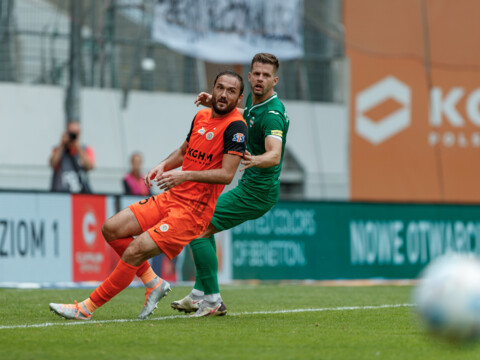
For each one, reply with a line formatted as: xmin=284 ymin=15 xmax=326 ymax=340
xmin=0 ymin=303 xmax=414 ymax=331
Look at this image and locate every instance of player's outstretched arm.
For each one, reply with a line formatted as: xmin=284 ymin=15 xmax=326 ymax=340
xmin=194 ymin=92 xmax=212 ymax=107
xmin=240 ymin=136 xmax=282 ymax=171
xmin=156 ymin=153 xmax=242 ymax=191
xmin=145 ymin=141 xmax=187 ymax=188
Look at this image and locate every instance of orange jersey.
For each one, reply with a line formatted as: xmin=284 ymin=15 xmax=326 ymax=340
xmin=169 ymin=108 xmax=247 ymax=221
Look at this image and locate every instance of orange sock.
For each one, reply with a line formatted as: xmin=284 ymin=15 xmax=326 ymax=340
xmin=139 ymin=266 xmax=160 ymax=285
xmin=89 ymin=259 xmax=139 ymax=307
xmin=108 ymin=238 xmax=154 ymax=278
xmin=82 ymin=297 xmax=99 ymax=313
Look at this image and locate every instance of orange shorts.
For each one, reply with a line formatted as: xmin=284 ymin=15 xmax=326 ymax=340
xmin=129 ymin=192 xmax=209 ymax=260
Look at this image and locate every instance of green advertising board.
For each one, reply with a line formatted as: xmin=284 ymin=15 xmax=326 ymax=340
xmin=231 ymin=201 xmax=480 ymax=280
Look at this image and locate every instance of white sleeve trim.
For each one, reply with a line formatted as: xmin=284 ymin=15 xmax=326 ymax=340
xmin=266 ymin=135 xmax=283 ymax=142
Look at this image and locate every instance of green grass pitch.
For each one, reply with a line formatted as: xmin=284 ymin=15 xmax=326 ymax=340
xmin=1 ymin=284 xmax=479 ymax=359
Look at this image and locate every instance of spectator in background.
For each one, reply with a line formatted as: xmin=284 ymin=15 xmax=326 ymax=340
xmin=49 ymin=121 xmax=95 ymax=193
xmin=123 ymin=152 xmax=151 ymax=196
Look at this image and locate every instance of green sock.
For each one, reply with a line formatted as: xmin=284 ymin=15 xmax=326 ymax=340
xmin=190 ymin=235 xmax=219 ymax=295
xmin=191 ymin=239 xmax=204 ymax=292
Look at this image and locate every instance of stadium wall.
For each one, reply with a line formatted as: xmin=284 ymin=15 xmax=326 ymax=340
xmin=0 ymin=83 xmax=348 ymax=199
xmin=2 ymin=191 xmax=480 ymax=285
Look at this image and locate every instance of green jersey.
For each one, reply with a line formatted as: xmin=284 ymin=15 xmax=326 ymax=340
xmin=241 ymin=92 xmax=289 ymax=192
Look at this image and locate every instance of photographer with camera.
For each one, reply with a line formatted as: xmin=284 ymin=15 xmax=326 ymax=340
xmin=49 ymin=121 xmax=95 ymax=193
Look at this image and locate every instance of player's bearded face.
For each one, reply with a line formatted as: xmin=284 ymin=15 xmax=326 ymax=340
xmin=212 ymin=75 xmax=242 ymax=115
xmin=249 ymin=62 xmax=278 ymax=98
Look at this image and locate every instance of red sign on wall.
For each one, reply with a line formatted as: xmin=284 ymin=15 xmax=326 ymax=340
xmin=72 ymin=195 xmax=114 ymax=282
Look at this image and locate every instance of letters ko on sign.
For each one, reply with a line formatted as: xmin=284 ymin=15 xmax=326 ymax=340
xmin=356 ymin=76 xmax=480 ymax=147
xmin=429 ymin=87 xmax=480 ymax=148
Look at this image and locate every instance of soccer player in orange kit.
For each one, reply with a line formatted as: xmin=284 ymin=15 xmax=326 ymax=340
xmin=49 ymin=71 xmax=247 ymax=320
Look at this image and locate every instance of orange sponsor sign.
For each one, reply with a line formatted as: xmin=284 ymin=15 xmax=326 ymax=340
xmin=346 ymin=0 xmax=480 ymax=202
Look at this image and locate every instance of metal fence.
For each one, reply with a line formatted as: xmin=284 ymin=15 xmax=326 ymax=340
xmin=0 ymin=0 xmax=345 ymax=102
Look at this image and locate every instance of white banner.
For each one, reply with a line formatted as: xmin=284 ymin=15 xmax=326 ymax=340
xmin=152 ymin=0 xmax=304 ymax=64
xmin=0 ymin=193 xmax=72 ymax=283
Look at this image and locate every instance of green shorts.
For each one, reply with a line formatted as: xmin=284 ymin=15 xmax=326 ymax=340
xmin=210 ymin=182 xmax=279 ymax=232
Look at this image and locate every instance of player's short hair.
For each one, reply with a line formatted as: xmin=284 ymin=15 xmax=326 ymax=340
xmin=251 ymin=53 xmax=280 ymax=75
xmin=213 ymin=70 xmax=244 ymax=95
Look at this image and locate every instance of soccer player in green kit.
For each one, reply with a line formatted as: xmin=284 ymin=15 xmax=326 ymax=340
xmin=171 ymin=53 xmax=290 ymax=317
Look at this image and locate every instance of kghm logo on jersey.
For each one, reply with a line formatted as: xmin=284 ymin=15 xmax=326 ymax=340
xmin=198 ymin=127 xmax=205 ymax=135
xmin=232 ymin=133 xmax=245 ymax=143
xmin=187 ymin=146 xmax=213 ymax=162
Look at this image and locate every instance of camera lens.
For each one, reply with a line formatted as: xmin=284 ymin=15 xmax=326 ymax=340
xmin=69 ymin=132 xmax=77 ymax=141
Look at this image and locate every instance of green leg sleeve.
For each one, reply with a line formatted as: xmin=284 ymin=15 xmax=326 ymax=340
xmin=190 ymin=238 xmax=205 ymax=292
xmin=190 ymin=235 xmax=219 ymax=295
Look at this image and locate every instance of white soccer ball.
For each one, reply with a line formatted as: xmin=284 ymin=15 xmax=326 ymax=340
xmin=141 ymin=58 xmax=156 ymax=71
xmin=413 ymin=253 xmax=480 ymax=342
